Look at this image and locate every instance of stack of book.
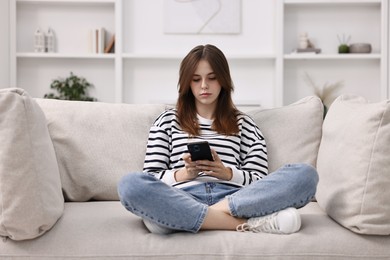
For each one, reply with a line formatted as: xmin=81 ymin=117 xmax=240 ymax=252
xmin=89 ymin=27 xmax=115 ymax=54
xmin=291 ymin=48 xmax=321 ymax=54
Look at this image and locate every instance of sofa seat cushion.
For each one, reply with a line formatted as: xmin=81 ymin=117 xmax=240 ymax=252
xmin=1 ymin=201 xmax=389 ymax=259
xmin=0 ymin=88 xmax=64 ymax=240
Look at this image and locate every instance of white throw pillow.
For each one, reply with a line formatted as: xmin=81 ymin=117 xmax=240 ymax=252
xmin=0 ymin=88 xmax=64 ymax=240
xmin=247 ymin=96 xmax=324 ymax=172
xmin=316 ymin=95 xmax=390 ymax=235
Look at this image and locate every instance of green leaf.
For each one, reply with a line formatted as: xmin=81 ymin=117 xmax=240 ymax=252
xmin=44 ymin=72 xmax=97 ymax=102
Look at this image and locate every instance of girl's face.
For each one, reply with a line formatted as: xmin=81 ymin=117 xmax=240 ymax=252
xmin=190 ymin=59 xmax=222 ymax=118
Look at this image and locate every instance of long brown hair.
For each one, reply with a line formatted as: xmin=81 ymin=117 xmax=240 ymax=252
xmin=176 ymin=44 xmax=240 ymax=136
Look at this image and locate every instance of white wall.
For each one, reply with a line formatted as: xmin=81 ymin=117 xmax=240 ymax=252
xmin=122 ymin=0 xmax=276 ymax=107
xmin=124 ymin=1 xmax=275 ymax=55
xmin=0 ymin=0 xmax=9 ymax=88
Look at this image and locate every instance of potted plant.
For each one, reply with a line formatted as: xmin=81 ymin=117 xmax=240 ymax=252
xmin=44 ymin=72 xmax=97 ymax=101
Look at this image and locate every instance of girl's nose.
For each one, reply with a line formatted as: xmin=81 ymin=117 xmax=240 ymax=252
xmin=201 ymin=79 xmax=208 ymax=89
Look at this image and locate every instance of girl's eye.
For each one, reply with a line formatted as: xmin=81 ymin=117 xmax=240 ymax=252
xmin=209 ymin=77 xmax=216 ymax=80
xmin=192 ymin=78 xmax=200 ymax=82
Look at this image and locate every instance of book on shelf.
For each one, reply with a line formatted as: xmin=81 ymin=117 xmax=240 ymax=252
xmin=98 ymin=27 xmax=105 ymax=53
xmin=88 ymin=27 xmax=114 ymax=54
xmin=104 ymin=34 xmax=115 ymax=53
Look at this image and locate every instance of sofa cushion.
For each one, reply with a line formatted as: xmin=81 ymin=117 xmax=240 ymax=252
xmin=36 ymin=99 xmax=167 ymax=202
xmin=247 ymin=96 xmax=324 ymax=172
xmin=316 ymin=95 xmax=390 ymax=235
xmin=36 ymin=96 xmax=322 ymax=202
xmin=0 ymin=88 xmax=64 ymax=240
xmin=1 ymin=202 xmax=389 ymax=259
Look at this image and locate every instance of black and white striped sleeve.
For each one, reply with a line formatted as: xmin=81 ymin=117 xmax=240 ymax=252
xmin=142 ymin=111 xmax=177 ymax=185
xmin=229 ymin=115 xmax=268 ymax=186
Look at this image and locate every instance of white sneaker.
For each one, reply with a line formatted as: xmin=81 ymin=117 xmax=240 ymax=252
xmin=236 ymin=207 xmax=301 ymax=234
xmin=143 ymin=219 xmax=173 ymax=235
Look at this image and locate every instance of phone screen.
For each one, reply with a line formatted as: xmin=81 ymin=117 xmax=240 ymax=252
xmin=187 ymin=141 xmax=214 ymax=161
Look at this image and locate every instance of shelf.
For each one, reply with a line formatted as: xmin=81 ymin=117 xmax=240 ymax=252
xmin=16 ymin=52 xmax=115 ymax=59
xmin=284 ymin=0 xmax=381 ymax=5
xmin=122 ymin=53 xmax=182 ymax=60
xmin=16 ymin=0 xmax=115 ymax=4
xmin=122 ymin=53 xmax=276 ymax=60
xmin=284 ymin=53 xmax=381 ymax=60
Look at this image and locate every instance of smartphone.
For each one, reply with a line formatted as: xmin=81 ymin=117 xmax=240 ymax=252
xmin=187 ymin=141 xmax=214 ymax=161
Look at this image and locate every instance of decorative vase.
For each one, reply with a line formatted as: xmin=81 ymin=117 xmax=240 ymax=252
xmin=349 ymin=43 xmax=372 ymax=53
xmin=338 ymin=44 xmax=349 ymax=54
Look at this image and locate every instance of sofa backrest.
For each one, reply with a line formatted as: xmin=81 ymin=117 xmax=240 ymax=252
xmin=36 ymin=99 xmax=167 ymax=201
xmin=36 ymin=96 xmax=323 ymax=202
xmin=247 ymin=96 xmax=324 ymax=173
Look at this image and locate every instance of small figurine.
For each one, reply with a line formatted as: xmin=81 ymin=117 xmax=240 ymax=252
xmin=46 ymin=28 xmax=55 ymax=53
xmin=299 ymin=32 xmax=309 ymax=49
xmin=295 ymin=32 xmax=321 ymax=54
xmin=34 ymin=27 xmax=45 ymax=53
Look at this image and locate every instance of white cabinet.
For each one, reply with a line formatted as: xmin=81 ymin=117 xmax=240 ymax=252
xmin=9 ymin=0 xmax=389 ymax=107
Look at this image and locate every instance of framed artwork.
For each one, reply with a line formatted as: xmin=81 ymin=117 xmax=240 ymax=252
xmin=164 ymin=0 xmax=241 ymax=34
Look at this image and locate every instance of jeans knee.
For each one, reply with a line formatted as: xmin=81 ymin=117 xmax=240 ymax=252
xmin=282 ymin=163 xmax=319 ymax=193
xmin=294 ymin=163 xmax=319 ymax=195
xmin=117 ymin=173 xmax=148 ymax=204
xmin=299 ymin=163 xmax=318 ymax=185
xmin=284 ymin=163 xmax=317 ymax=179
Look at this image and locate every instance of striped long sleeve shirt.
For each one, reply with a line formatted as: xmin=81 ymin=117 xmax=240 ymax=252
xmin=143 ymin=109 xmax=268 ymax=189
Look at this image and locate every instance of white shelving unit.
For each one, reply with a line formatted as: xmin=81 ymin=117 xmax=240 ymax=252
xmin=10 ymin=0 xmax=121 ymax=101
xmin=9 ymin=0 xmax=389 ymax=107
xmin=278 ymin=0 xmax=388 ymax=106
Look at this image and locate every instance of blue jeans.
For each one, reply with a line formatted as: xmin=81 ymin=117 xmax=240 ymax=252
xmin=117 ymin=163 xmax=318 ymax=233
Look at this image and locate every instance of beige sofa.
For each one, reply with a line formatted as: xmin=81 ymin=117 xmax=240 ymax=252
xmin=1 ymin=88 xmax=389 ymax=259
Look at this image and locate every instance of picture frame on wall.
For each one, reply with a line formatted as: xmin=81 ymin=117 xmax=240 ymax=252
xmin=163 ymin=0 xmax=241 ymax=34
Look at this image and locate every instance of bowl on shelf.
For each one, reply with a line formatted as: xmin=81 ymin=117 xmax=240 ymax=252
xmin=349 ymin=43 xmax=372 ymax=53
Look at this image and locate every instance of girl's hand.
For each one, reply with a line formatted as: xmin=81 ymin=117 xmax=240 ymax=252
xmin=174 ymin=149 xmax=232 ymax=182
xmin=194 ymin=149 xmax=233 ymax=181
xmin=174 ymin=153 xmax=201 ymax=181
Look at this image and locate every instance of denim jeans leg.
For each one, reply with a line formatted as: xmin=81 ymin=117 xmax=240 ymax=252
xmin=117 ymin=172 xmax=208 ymax=233
xmin=227 ymin=163 xmax=319 ymax=218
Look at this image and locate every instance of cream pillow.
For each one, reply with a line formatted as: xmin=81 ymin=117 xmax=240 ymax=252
xmin=0 ymin=88 xmax=64 ymax=240
xmin=316 ymin=95 xmax=390 ymax=235
xmin=247 ymin=96 xmax=324 ymax=172
xmin=36 ymin=99 xmax=167 ymax=202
